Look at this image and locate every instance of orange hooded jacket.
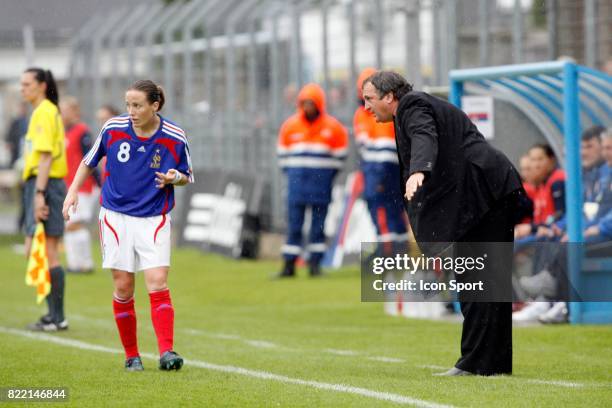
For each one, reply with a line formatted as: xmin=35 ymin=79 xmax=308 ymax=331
xmin=277 ymin=83 xmax=348 ymax=204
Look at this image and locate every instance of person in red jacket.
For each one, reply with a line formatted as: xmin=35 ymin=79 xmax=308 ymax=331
xmin=515 ymin=144 xmax=565 ymax=242
xmin=61 ymin=96 xmax=101 ymax=273
xmin=277 ymin=83 xmax=348 ymax=277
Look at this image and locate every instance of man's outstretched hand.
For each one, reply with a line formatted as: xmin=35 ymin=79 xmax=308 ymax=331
xmin=405 ymin=172 xmax=425 ymax=201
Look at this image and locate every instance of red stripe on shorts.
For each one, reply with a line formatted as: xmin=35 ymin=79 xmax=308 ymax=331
xmin=154 ymin=214 xmax=166 ymax=244
xmin=104 ymin=214 xmax=120 ymax=245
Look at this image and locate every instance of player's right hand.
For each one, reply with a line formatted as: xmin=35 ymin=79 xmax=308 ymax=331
xmin=62 ymin=190 xmax=79 ymax=221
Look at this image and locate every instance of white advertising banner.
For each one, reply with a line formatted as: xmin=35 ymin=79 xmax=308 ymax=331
xmin=462 ymin=95 xmax=495 ymax=140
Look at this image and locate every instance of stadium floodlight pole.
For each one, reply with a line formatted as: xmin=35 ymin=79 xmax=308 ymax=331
xmin=91 ymin=7 xmax=130 ymax=126
xmin=203 ymin=0 xmax=241 ymax=114
xmin=446 ymin=0 xmax=458 ymax=73
xmin=584 ymin=0 xmax=597 ymax=68
xmin=142 ymin=2 xmax=184 ymax=84
xmin=346 ymin=0 xmax=357 ymax=118
xmin=439 ymin=0 xmax=449 ymax=85
xmin=225 ymin=0 xmax=260 ymax=172
xmin=246 ymin=0 xmax=277 ymax=114
xmin=374 ymin=0 xmax=384 ymax=70
xmin=432 ymin=0 xmax=442 ymax=85
xmin=180 ymin=0 xmax=221 ymax=114
xmin=546 ymin=0 xmax=558 ymax=60
xmin=162 ymin=0 xmax=208 ymax=116
xmin=512 ymin=0 xmax=523 ymax=63
xmin=321 ymin=0 xmax=331 ymax=95
xmin=225 ymin=0 xmax=260 ymax=113
xmin=269 ymin=1 xmax=285 ymax=129
xmin=108 ymin=4 xmax=150 ymax=106
xmin=124 ymin=3 xmax=165 ymax=86
xmin=67 ymin=13 xmax=100 ymax=98
xmin=288 ymin=0 xmax=319 ymax=88
xmin=67 ymin=13 xmax=103 ymax=125
xmin=478 ymin=0 xmax=490 ymax=67
xmin=289 ymin=1 xmax=302 ymax=89
xmin=401 ymin=0 xmax=422 ymax=89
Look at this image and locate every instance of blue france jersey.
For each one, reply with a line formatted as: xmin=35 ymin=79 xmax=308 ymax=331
xmin=83 ymin=114 xmax=194 ymax=217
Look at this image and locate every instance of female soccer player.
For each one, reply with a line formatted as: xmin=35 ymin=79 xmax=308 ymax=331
xmin=21 ymin=68 xmax=69 ymax=332
xmin=63 ymin=80 xmax=194 ymax=371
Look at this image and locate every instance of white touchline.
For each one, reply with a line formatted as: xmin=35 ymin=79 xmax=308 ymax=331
xmin=485 ymin=376 xmax=587 ymax=388
xmin=0 ymin=326 xmax=453 ymax=408
xmin=418 ymin=365 xmax=448 ymax=370
xmin=48 ymin=317 xmax=608 ymax=389
xmin=526 ymin=379 xmax=585 ymax=388
xmin=324 ymin=348 xmax=360 ymax=356
xmin=243 ymin=340 xmax=279 ymax=349
xmin=368 ymin=357 xmax=406 ymax=363
xmin=69 ymin=315 xmax=405 ymax=363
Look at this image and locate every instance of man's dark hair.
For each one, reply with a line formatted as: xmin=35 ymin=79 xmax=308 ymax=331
xmin=362 ymin=71 xmax=413 ymax=100
xmin=581 ymin=125 xmax=606 ymax=142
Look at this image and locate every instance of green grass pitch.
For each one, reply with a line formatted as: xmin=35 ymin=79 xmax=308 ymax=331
xmin=0 ymin=234 xmax=610 ymax=407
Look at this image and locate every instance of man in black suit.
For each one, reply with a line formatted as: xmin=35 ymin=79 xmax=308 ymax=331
xmin=362 ymin=71 xmax=523 ymax=376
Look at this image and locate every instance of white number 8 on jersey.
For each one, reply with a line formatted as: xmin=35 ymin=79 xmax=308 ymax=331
xmin=117 ymin=142 xmax=131 ymax=162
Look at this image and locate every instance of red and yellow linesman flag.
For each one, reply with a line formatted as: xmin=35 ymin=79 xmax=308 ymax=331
xmin=25 ymin=222 xmax=51 ymax=304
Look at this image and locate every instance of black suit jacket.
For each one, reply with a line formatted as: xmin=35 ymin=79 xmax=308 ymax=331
xmin=394 ymin=91 xmax=522 ymax=246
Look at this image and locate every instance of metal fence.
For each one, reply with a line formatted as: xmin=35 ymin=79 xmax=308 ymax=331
xmin=66 ymin=0 xmax=608 ymax=230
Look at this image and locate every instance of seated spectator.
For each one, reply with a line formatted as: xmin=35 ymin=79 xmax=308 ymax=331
xmin=514 ymin=144 xmax=566 ymax=245
xmin=515 ymin=126 xmax=609 ymax=323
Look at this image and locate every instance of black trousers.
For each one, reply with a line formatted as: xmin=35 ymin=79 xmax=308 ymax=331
xmin=454 ymin=195 xmax=515 ymax=376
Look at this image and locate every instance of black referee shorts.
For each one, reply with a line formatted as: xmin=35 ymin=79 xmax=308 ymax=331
xmin=24 ymin=177 xmax=67 ymax=237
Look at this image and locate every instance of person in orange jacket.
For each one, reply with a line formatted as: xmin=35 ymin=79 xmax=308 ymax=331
xmin=354 ymin=68 xmax=408 ymax=255
xmin=277 ymin=83 xmax=348 ymax=277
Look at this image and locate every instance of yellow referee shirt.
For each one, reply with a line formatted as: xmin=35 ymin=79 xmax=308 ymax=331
xmin=22 ymin=99 xmax=67 ymax=180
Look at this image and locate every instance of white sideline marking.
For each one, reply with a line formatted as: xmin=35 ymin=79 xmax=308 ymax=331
xmin=368 ymin=357 xmax=406 ymax=364
xmin=485 ymin=375 xmax=589 ymax=388
xmin=419 ymin=365 xmax=447 ymax=370
xmin=526 ymin=379 xmax=584 ymax=388
xmin=244 ymin=340 xmax=278 ymax=349
xmin=185 ymin=328 xmax=242 ymax=340
xmin=325 ymin=348 xmax=359 ymax=356
xmin=70 ymin=316 xmax=405 ymax=364
xmin=0 ymin=326 xmax=453 ymax=408
xmin=48 ymin=317 xmax=605 ymax=389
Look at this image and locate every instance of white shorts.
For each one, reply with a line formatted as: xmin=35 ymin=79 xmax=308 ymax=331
xmin=98 ymin=207 xmax=171 ymax=273
xmin=67 ymin=190 xmax=100 ymax=224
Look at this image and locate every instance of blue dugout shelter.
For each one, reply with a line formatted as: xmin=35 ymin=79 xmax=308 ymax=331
xmin=449 ymin=61 xmax=612 ymax=324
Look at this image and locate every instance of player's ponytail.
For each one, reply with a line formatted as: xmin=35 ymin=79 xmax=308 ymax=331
xmin=128 ymin=80 xmax=165 ymax=112
xmin=156 ymin=85 xmax=165 ymax=112
xmin=24 ymin=67 xmax=60 ymax=107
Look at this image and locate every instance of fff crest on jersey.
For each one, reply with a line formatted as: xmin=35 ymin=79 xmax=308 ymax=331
xmin=150 ymin=149 xmax=161 ymax=169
